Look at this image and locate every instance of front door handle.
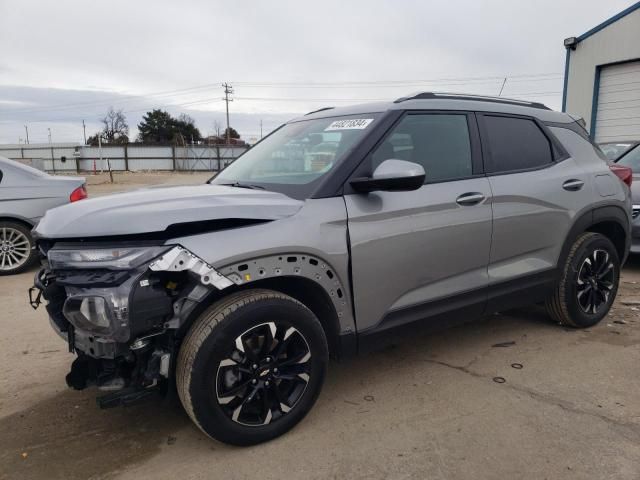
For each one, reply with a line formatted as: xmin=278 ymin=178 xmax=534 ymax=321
xmin=456 ymin=192 xmax=485 ymax=206
xmin=563 ymin=179 xmax=584 ymax=191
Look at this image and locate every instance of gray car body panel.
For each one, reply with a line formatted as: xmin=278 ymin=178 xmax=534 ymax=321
xmin=0 ymin=156 xmax=84 ymax=225
xmin=345 ymin=177 xmax=492 ymax=331
xmin=173 ymin=197 xmax=355 ymax=334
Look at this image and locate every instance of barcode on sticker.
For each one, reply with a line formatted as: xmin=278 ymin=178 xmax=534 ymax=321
xmin=325 ymin=118 xmax=374 ymax=131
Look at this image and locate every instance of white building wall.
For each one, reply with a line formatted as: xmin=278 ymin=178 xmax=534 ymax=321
xmin=564 ymin=7 xmax=640 ymax=132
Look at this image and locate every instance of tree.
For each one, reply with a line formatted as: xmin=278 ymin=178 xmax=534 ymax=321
xmin=137 ymin=109 xmax=175 ymax=144
xmin=86 ymin=107 xmax=129 ymax=145
xmin=137 ymin=110 xmax=203 ymax=144
xmin=175 ymin=114 xmax=202 ymax=144
xmin=223 ymin=127 xmax=240 ymax=140
xmin=101 ymin=107 xmax=129 ymax=143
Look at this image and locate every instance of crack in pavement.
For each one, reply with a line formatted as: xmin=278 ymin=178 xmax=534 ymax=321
xmin=423 ymin=358 xmax=640 ymax=443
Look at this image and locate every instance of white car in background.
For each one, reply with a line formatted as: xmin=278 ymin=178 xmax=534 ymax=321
xmin=0 ymin=156 xmax=86 ymax=275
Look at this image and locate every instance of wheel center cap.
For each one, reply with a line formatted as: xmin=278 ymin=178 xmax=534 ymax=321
xmin=258 ymin=369 xmax=270 ymax=378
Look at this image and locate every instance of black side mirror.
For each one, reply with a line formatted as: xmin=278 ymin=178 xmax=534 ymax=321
xmin=350 ymin=159 xmax=425 ymax=193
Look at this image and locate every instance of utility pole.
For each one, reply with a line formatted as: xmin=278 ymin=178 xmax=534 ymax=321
xmin=260 ymin=119 xmax=263 ymax=139
xmin=48 ymin=128 xmax=55 ymax=174
xmin=24 ymin=125 xmax=29 ymax=144
xmin=222 ymin=83 xmax=233 ymax=144
xmin=82 ymin=120 xmax=87 ymax=145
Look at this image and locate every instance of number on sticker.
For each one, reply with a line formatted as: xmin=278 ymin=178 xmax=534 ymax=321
xmin=325 ymin=119 xmax=374 ymax=131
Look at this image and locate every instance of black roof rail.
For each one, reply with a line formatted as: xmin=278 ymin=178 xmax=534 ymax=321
xmin=305 ymin=107 xmax=335 ymax=116
xmin=394 ymin=92 xmax=551 ymax=110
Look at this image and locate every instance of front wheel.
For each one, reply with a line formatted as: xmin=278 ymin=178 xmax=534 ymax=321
xmin=176 ymin=289 xmax=329 ymax=445
xmin=546 ymin=232 xmax=620 ymax=328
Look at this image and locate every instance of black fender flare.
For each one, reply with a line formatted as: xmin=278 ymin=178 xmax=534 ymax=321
xmin=558 ymin=205 xmax=630 ymax=270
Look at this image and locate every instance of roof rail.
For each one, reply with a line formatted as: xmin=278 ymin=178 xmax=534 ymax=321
xmin=305 ymin=107 xmax=335 ymax=116
xmin=394 ymin=92 xmax=551 ymax=110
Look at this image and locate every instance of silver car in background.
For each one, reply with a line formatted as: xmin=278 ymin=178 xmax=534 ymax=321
xmin=0 ymin=156 xmax=86 ymax=274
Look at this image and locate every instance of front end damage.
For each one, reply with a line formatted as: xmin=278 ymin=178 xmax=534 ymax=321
xmin=30 ymin=244 xmax=233 ymax=408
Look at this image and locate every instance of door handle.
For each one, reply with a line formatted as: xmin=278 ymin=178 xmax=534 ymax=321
xmin=456 ymin=192 xmax=485 ymax=206
xmin=563 ymin=179 xmax=584 ymax=191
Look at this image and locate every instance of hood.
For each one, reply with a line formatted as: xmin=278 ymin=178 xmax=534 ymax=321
xmin=34 ymin=184 xmax=303 ymax=239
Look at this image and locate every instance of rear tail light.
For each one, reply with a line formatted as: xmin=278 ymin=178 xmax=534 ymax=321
xmin=70 ymin=185 xmax=88 ymax=202
xmin=609 ymin=164 xmax=633 ymax=188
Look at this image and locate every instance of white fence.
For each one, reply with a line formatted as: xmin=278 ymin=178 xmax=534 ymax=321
xmin=0 ymin=143 xmax=249 ymax=173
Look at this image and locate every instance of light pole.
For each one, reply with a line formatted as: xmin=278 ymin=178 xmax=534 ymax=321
xmin=48 ymin=128 xmax=55 ymax=174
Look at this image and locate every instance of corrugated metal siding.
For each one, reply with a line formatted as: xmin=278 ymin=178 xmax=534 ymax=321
xmin=564 ymin=7 xmax=640 ymax=133
xmin=0 ymin=144 xmax=248 ymax=172
xmin=595 ymin=61 xmax=640 ymax=142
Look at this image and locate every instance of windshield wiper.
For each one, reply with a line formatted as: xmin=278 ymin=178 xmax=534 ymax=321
xmin=220 ymin=182 xmax=266 ymax=190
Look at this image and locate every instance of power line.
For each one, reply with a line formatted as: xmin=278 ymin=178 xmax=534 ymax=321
xmin=4 ymin=83 xmax=225 ymax=114
xmin=3 ymin=72 xmax=562 ymax=115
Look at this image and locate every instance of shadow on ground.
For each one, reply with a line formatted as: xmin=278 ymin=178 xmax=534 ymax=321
xmin=0 ymin=389 xmax=188 ymax=480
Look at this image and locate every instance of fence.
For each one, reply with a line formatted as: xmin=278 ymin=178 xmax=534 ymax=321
xmin=0 ymin=143 xmax=249 ymax=173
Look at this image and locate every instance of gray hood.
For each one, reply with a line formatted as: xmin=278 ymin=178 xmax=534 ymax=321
xmin=34 ymin=184 xmax=303 ymax=239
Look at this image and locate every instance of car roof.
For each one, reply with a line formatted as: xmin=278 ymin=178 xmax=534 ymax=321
xmin=294 ymin=92 xmax=573 ymax=124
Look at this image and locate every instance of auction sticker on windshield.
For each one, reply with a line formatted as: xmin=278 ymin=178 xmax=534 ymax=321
xmin=325 ymin=118 xmax=374 ymax=131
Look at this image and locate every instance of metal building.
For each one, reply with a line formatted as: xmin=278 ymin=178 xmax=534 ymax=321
xmin=562 ymin=2 xmax=640 ymax=142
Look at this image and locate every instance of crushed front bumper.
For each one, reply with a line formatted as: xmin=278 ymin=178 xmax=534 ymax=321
xmin=29 ymin=246 xmax=236 ymax=407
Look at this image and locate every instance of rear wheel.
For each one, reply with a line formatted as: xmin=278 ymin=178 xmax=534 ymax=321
xmin=546 ymin=232 xmax=620 ymax=328
xmin=176 ymin=289 xmax=328 ymax=445
xmin=0 ymin=221 xmax=36 ymax=275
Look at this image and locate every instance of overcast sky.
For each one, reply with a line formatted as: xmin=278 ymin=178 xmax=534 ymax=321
xmin=0 ymin=0 xmax=635 ymax=144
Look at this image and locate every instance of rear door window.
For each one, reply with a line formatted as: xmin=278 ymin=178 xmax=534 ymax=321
xmin=481 ymin=115 xmax=554 ymax=173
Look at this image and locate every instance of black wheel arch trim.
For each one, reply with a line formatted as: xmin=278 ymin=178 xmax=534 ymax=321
xmin=560 ymin=205 xmax=631 ymax=268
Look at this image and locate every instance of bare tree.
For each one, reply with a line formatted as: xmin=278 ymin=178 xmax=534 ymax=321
xmin=213 ymin=120 xmax=222 ymax=138
xmin=100 ymin=107 xmax=129 ymax=143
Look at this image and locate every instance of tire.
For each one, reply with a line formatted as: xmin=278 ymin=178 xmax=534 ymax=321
xmin=176 ymin=289 xmax=329 ymax=446
xmin=546 ymin=232 xmax=620 ymax=328
xmin=0 ymin=221 xmax=37 ymax=276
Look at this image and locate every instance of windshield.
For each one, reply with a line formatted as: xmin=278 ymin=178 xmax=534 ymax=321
xmin=617 ymin=144 xmax=640 ymax=173
xmin=599 ymin=142 xmax=636 ymax=160
xmin=211 ymin=114 xmax=380 ymax=199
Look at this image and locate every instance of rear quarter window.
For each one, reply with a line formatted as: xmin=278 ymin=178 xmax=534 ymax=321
xmin=482 ymin=115 xmax=554 ymax=173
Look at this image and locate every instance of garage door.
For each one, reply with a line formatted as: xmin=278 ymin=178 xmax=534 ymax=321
xmin=594 ymin=60 xmax=640 ymax=142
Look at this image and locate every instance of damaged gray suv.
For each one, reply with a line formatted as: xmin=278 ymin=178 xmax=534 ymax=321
xmin=30 ymin=93 xmax=633 ymax=445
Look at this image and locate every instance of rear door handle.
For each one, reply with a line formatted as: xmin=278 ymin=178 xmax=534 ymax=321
xmin=456 ymin=192 xmax=485 ymax=206
xmin=563 ymin=179 xmax=584 ymax=191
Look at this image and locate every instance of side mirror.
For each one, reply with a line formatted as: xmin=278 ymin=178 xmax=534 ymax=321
xmin=350 ymin=159 xmax=425 ymax=193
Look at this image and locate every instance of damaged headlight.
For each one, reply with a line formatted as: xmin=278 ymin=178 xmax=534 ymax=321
xmin=63 ymin=280 xmax=136 ymax=342
xmin=48 ymin=246 xmax=171 ymax=270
